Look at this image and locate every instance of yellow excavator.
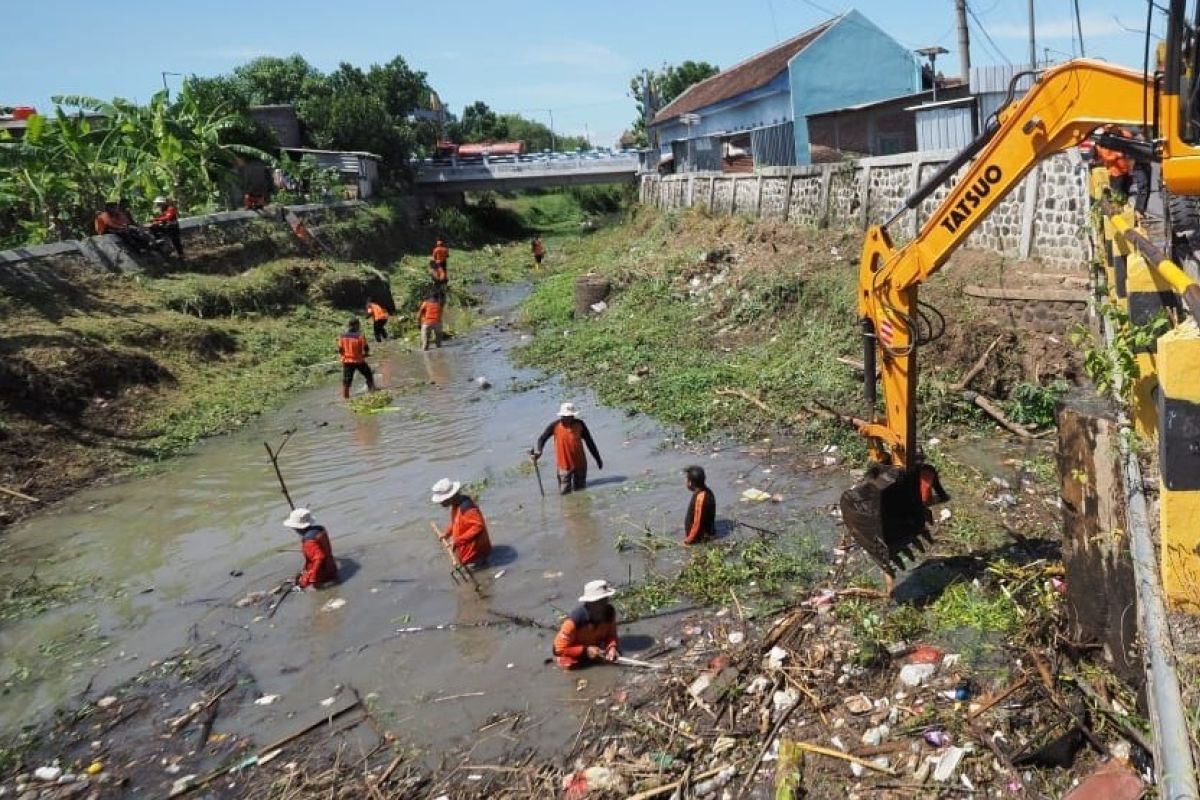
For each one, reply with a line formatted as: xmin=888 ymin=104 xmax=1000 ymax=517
xmin=841 ymin=0 xmax=1200 ymax=582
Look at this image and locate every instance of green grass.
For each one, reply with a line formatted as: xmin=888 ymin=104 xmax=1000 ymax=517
xmin=928 ymin=582 xmax=1023 ymax=634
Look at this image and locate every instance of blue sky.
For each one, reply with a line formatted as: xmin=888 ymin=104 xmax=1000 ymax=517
xmin=2 ymin=0 xmax=1161 ymax=148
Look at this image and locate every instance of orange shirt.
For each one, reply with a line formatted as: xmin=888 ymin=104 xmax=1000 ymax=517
xmin=553 ymin=604 xmax=618 ymax=659
xmin=532 ymin=240 xmax=545 ymax=257
xmin=432 ymin=244 xmax=449 ymax=264
xmin=337 ymin=331 xmax=369 ymax=364
xmin=94 ymin=211 xmax=122 ymax=235
xmin=419 ymin=299 xmax=443 ymax=325
xmin=447 ymin=497 xmax=491 ymax=565
xmin=366 ymin=302 xmax=389 ymax=322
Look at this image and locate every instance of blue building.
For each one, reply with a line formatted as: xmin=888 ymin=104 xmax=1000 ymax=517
xmin=650 ymin=10 xmax=922 ymax=170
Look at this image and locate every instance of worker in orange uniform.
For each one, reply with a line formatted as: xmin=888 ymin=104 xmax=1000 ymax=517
xmin=148 ymin=196 xmax=184 ymax=257
xmin=1094 ymin=124 xmax=1135 ymax=196
xmin=283 ymin=507 xmax=339 ymax=589
xmin=531 ymin=235 xmax=545 ymax=267
xmin=553 ymin=579 xmax=620 ymax=670
xmin=432 ymin=238 xmax=449 ymax=272
xmin=531 ymin=402 xmax=603 ymax=495
xmin=365 ymin=298 xmax=390 ymax=342
xmin=429 ymin=259 xmax=449 ymax=293
xmin=417 ymin=292 xmax=444 ymax=350
xmin=430 ymin=478 xmax=492 ymax=568
xmin=337 ymin=317 xmax=376 ymax=399
xmin=682 ymin=465 xmax=716 ymax=545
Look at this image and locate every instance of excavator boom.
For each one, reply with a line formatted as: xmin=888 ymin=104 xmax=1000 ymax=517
xmin=843 ymin=60 xmax=1157 ymax=575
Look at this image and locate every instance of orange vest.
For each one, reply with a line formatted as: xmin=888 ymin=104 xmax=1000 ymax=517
xmin=432 ymin=244 xmax=449 ymax=264
xmin=448 ymin=498 xmax=491 ymax=565
xmin=419 ymin=299 xmax=443 ymax=325
xmin=554 ymin=419 xmax=587 ymax=470
xmin=1096 ymin=127 xmax=1134 ymax=177
xmin=338 ymin=332 xmax=368 ymax=364
xmin=366 ymin=302 xmax=389 ymax=322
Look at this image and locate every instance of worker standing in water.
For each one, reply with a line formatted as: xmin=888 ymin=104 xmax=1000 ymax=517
xmin=365 ymin=298 xmax=390 ymax=342
xmin=283 ymin=508 xmax=339 ymax=589
xmin=682 ymin=465 xmax=716 ymax=546
xmin=531 ymin=402 xmax=603 ymax=495
xmin=531 ymin=235 xmax=545 ymax=268
xmin=337 ymin=317 xmax=376 ymax=399
xmin=431 ymin=478 xmax=492 ymax=568
xmin=553 ymin=579 xmax=620 ymax=670
xmin=417 ymin=292 xmax=444 ymax=350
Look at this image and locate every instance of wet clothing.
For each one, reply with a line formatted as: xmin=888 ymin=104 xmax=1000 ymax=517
xmin=337 ymin=330 xmax=374 ymax=396
xmin=338 ymin=331 xmax=370 ymax=364
xmin=684 ymin=486 xmax=716 ymax=545
xmin=419 ymin=299 xmax=443 ymax=350
xmin=296 ymin=525 xmax=338 ymax=588
xmin=446 ymin=496 xmax=492 ymax=567
xmin=536 ymin=418 xmax=601 ymax=495
xmin=366 ymin=303 xmax=390 ymax=342
xmin=553 ymin=603 xmax=619 ymax=670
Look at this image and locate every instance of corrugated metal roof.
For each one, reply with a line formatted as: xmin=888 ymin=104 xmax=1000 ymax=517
xmin=650 ymin=15 xmax=838 ymax=127
xmin=282 ymin=147 xmax=382 ymax=160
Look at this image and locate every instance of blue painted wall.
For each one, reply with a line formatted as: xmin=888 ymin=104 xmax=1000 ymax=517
xmin=789 ymin=10 xmax=921 ymax=164
xmin=654 ymin=71 xmax=793 ymax=147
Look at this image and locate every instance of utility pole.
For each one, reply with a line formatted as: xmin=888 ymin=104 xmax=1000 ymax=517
xmin=955 ymin=0 xmax=971 ymax=82
xmin=547 ymin=108 xmax=556 ymax=152
xmin=1027 ymin=0 xmax=1036 ymax=68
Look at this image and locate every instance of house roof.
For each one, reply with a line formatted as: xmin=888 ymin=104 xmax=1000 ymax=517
xmin=650 ymin=15 xmax=839 ymax=127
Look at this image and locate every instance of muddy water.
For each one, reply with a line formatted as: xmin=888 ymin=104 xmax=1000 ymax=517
xmin=0 ymin=284 xmax=840 ymax=759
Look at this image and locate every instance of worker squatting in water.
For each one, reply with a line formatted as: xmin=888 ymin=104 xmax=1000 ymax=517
xmin=283 ymin=508 xmax=339 ymax=589
xmin=531 ymin=402 xmax=603 ymax=495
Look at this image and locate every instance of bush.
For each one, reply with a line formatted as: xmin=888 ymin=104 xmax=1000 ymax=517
xmin=309 ymin=263 xmax=394 ymax=311
xmin=1005 ymin=380 xmax=1069 ymax=428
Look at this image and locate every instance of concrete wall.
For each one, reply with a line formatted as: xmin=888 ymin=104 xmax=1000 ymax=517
xmin=789 ymin=10 xmax=922 ymax=165
xmin=638 ymin=148 xmax=1090 ymax=269
xmin=0 ymin=200 xmax=367 ymax=277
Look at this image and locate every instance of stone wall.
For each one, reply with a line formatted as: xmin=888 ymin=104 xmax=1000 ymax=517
xmin=639 ymin=148 xmax=1090 ymax=270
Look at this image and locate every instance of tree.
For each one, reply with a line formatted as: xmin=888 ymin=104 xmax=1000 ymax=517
xmin=231 ymin=55 xmax=324 ymax=105
xmin=627 ymin=60 xmax=719 ymax=147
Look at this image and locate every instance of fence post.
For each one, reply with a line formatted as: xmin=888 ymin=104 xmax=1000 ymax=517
xmin=782 ymin=171 xmax=794 ymax=222
xmin=858 ymin=163 xmax=873 ymax=230
xmin=756 ymin=175 xmax=765 ymax=218
xmin=1019 ymin=166 xmax=1040 ymax=259
xmin=818 ymin=165 xmax=834 ymax=229
xmin=709 ymin=175 xmax=717 ymax=211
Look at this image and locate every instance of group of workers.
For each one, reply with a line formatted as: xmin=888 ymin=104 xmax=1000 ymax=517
xmin=283 ymin=396 xmax=717 ymax=672
xmin=94 ymin=196 xmax=184 ymax=257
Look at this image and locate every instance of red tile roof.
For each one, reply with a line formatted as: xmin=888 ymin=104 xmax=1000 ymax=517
xmin=650 ymin=16 xmax=838 ymax=127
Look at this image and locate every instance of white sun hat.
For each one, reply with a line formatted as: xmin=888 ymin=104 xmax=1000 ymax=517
xmin=430 ymin=478 xmax=462 ymax=503
xmin=558 ymin=402 xmax=579 ymax=417
xmin=153 ymin=195 xmax=167 ymax=205
xmin=579 ymin=579 xmax=616 ymax=603
xmin=283 ymin=508 xmax=315 ymax=529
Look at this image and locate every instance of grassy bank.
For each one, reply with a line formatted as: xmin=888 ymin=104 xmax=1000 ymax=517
xmin=0 ymin=193 xmax=589 ymax=526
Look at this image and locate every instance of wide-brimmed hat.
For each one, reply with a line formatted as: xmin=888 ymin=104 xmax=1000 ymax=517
xmin=558 ymin=402 xmax=579 ymax=417
xmin=153 ymin=196 xmax=167 ymax=205
xmin=430 ymin=478 xmax=462 ymax=503
xmin=283 ymin=508 xmax=315 ymax=529
xmin=579 ymin=579 xmax=616 ymax=603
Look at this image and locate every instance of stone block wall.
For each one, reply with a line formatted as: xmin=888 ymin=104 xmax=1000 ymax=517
xmin=639 ymin=148 xmax=1090 ymax=270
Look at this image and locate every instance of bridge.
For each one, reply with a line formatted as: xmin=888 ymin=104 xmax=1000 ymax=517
xmin=413 ymin=151 xmax=641 ymax=193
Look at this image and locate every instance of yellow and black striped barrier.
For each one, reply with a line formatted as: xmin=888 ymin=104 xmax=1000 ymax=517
xmin=1092 ymin=186 xmax=1200 ymax=609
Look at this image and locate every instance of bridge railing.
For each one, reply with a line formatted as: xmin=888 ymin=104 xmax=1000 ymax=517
xmin=413 ymin=152 xmax=640 ymax=183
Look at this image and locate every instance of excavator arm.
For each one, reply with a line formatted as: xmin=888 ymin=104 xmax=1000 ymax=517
xmin=842 ymin=60 xmax=1156 ymax=576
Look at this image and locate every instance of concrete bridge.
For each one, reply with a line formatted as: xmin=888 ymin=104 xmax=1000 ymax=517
xmin=413 ymin=152 xmax=640 ymax=193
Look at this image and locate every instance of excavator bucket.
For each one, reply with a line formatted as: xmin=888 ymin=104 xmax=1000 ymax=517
xmin=839 ymin=464 xmax=946 ymax=575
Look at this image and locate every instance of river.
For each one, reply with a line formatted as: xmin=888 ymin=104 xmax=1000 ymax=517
xmin=0 ymin=283 xmax=842 ymax=762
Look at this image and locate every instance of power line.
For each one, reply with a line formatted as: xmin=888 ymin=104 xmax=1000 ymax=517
xmin=766 ymin=0 xmax=782 ymax=41
xmin=1073 ymin=0 xmax=1086 ymax=57
xmin=965 ymin=0 xmax=1013 ymax=65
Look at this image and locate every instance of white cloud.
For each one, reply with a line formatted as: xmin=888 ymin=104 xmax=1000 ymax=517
xmin=987 ymin=14 xmax=1125 ymax=40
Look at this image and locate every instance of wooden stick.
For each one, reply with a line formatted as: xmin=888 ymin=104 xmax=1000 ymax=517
xmin=0 ymin=485 xmax=39 ymax=503
xmin=613 ymin=656 xmax=664 ymax=670
xmin=969 ymin=675 xmax=1029 ymax=719
xmin=265 ymin=579 xmax=295 ymax=619
xmin=263 ymin=440 xmax=296 ymax=511
xmin=962 ymin=391 xmax=1036 ymax=439
xmin=736 ymin=693 xmax=804 ymax=797
xmin=952 ymin=335 xmax=1004 ymax=391
xmin=167 ymin=681 xmax=237 ymax=733
xmin=1061 ymin=665 xmax=1155 ymax=754
xmin=626 ymin=764 xmax=734 ymax=800
xmin=790 ymin=742 xmax=896 ymax=775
